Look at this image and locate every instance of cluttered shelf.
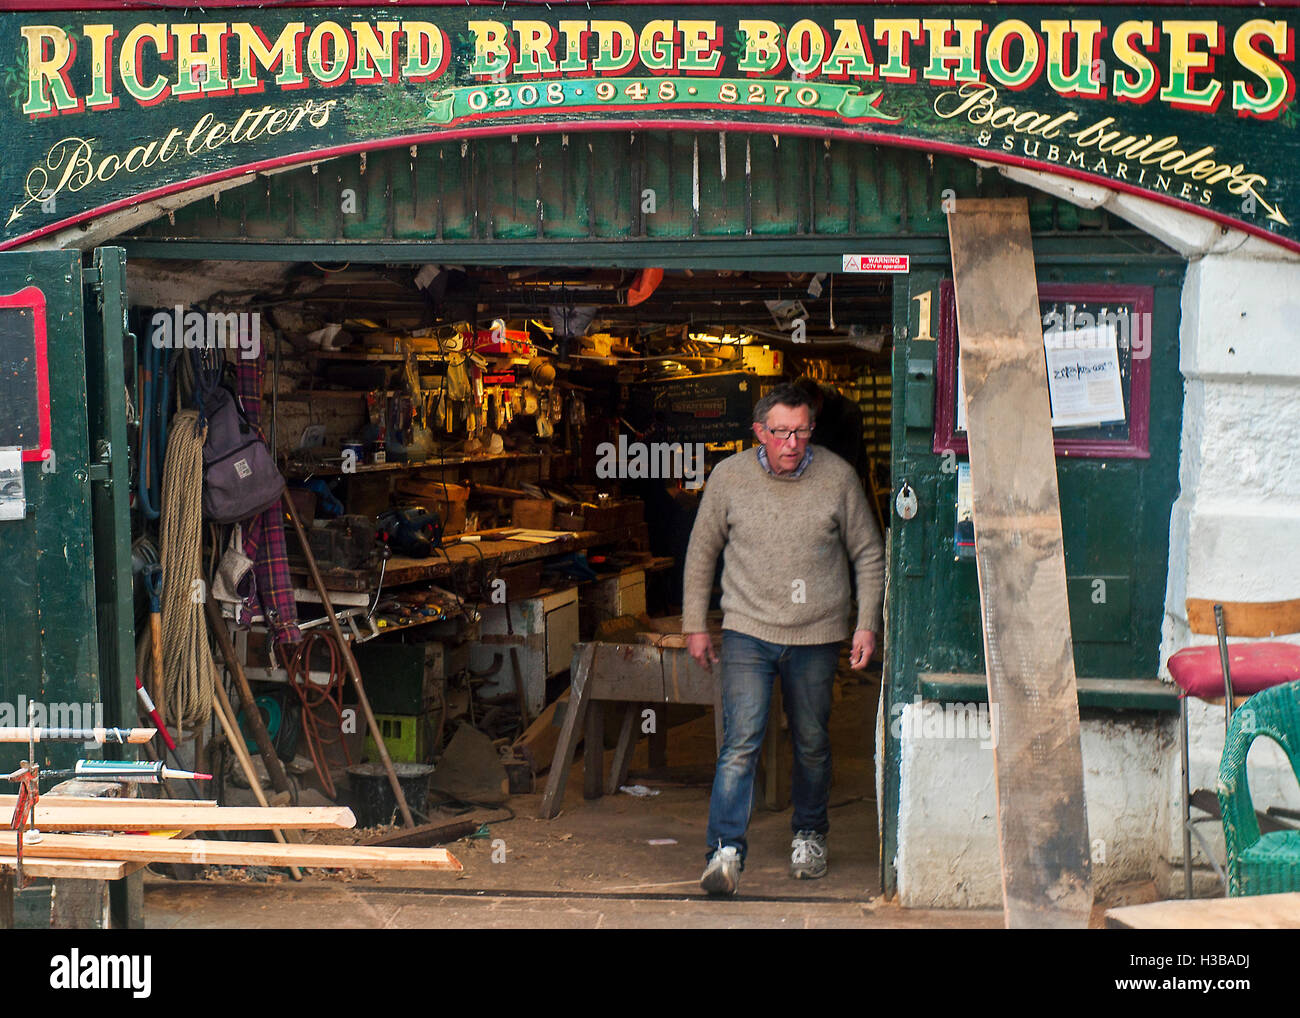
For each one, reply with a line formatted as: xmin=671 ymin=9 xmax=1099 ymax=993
xmin=282 ymin=451 xmax=543 ymax=479
xmin=290 ymin=528 xmax=664 ymax=591
xmin=306 ymin=350 xmax=533 ymax=365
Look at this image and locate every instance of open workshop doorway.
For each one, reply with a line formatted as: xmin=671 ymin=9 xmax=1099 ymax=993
xmin=125 ymin=254 xmax=898 ymax=900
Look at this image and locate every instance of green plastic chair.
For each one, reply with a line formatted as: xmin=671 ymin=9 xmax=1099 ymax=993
xmin=1216 ymin=679 xmax=1300 ymax=896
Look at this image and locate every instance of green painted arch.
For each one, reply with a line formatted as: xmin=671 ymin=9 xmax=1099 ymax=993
xmin=120 ymin=130 xmax=1173 ymax=258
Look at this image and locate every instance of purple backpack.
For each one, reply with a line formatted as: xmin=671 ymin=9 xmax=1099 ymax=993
xmin=201 ymin=388 xmax=285 ymax=523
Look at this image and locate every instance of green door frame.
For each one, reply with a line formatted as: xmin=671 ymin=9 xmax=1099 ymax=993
xmin=107 ymin=130 xmax=1190 ymax=903
xmin=0 ymin=246 xmax=138 ymax=925
xmin=120 ymin=231 xmax=1184 ymax=900
xmin=882 ymin=253 xmax=1187 ymax=898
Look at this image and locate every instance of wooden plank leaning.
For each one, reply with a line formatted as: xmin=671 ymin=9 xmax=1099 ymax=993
xmin=946 ymin=197 xmax=1093 ymax=929
xmin=281 ymin=492 xmax=415 ymax=827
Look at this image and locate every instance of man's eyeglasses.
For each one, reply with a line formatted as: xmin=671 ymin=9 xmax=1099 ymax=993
xmin=762 ymin=425 xmax=814 ymax=441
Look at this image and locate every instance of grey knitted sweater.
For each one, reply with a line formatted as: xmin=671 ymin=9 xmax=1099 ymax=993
xmin=682 ymin=446 xmax=885 ymax=645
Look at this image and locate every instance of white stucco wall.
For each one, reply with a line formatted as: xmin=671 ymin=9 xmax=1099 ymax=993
xmin=1158 ymin=246 xmax=1300 ymax=893
xmin=892 ymin=169 xmax=1300 ymax=908
xmin=895 ymin=701 xmax=1175 ymax=908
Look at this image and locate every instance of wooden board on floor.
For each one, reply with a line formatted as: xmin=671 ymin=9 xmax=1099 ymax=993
xmin=30 ymin=805 xmax=356 ymax=832
xmin=1106 ymin=892 xmax=1300 ymax=929
xmin=361 ymin=810 xmax=511 ymax=848
xmin=514 ymin=689 xmax=569 ymax=773
xmin=947 ymin=197 xmax=1093 ymax=929
xmin=0 ymin=832 xmax=461 ymax=871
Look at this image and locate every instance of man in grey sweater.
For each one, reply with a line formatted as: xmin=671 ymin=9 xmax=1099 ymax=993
xmin=683 ymin=383 xmax=885 ymax=895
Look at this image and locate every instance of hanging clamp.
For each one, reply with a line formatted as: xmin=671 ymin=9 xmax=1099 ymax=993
xmin=6 ymin=761 xmax=41 ymax=888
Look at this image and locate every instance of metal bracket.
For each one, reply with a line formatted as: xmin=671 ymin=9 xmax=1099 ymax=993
xmin=298 ymin=606 xmax=380 ymax=644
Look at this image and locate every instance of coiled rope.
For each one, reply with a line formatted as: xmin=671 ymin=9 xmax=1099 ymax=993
xmin=158 ymin=409 xmax=215 ymax=733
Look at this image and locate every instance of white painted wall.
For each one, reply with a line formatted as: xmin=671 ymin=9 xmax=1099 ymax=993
xmin=1158 ymin=245 xmax=1300 ymax=894
xmin=895 ymin=700 xmax=1174 ymax=907
xmin=891 ymin=169 xmax=1300 ymax=907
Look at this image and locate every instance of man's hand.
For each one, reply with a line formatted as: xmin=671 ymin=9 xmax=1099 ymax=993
xmin=686 ymin=632 xmax=717 ymax=671
xmin=849 ymin=629 xmax=877 ymax=670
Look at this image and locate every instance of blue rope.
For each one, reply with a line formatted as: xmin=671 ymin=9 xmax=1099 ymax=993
xmin=137 ymin=333 xmax=163 ymax=519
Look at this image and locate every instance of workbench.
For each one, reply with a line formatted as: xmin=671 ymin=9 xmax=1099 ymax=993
xmin=291 ymin=527 xmax=628 ymax=591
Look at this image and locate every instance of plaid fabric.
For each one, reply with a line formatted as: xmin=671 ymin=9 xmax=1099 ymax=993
xmin=235 ymin=354 xmax=301 ymax=645
xmin=756 ymin=444 xmax=814 ymax=478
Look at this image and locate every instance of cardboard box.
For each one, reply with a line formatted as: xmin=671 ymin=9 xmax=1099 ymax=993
xmin=512 ymin=498 xmax=554 ymax=530
xmin=395 ymin=480 xmax=470 ymax=535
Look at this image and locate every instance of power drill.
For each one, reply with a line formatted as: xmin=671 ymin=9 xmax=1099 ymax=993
xmin=377 ymin=507 xmax=443 ymax=558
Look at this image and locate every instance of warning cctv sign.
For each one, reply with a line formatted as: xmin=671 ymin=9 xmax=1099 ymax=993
xmin=842 ymin=255 xmax=910 ymax=273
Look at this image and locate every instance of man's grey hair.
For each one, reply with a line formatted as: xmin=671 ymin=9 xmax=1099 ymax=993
xmin=753 ymin=383 xmax=817 ymax=425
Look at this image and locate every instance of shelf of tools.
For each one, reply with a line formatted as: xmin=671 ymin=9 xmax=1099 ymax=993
xmin=251 ymin=317 xmax=633 ymax=782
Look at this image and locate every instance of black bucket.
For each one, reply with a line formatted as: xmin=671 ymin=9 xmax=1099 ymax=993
xmin=346 ymin=762 xmax=433 ymax=827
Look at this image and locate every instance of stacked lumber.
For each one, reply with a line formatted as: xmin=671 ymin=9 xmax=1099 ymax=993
xmin=0 ymin=798 xmax=461 ymax=875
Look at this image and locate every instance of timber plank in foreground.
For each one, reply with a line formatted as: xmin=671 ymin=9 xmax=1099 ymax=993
xmin=0 ymin=833 xmax=461 ymax=871
xmin=0 ymin=795 xmax=218 ymax=809
xmin=3 ymin=857 xmax=130 ymax=880
xmin=1106 ymin=892 xmax=1300 ymax=929
xmin=29 ymin=805 xmax=356 ymax=832
xmin=947 ymin=198 xmax=1093 ymax=929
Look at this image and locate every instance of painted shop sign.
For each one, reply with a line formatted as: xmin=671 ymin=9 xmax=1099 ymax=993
xmin=0 ymin=6 xmax=1296 ymax=250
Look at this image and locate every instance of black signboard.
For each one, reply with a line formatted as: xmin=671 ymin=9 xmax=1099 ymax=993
xmin=1 ymin=7 xmax=1297 ymax=252
xmin=627 ymin=371 xmax=756 ymax=444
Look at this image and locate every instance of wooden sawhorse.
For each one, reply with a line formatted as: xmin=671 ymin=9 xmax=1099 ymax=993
xmin=540 ymin=640 xmax=723 ymax=818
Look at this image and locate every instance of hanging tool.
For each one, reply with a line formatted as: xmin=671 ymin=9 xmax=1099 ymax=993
xmin=5 ymin=709 xmax=41 ymax=888
xmin=135 ymin=677 xmax=176 ymax=752
xmin=6 ymin=762 xmax=39 ymax=889
xmin=208 ymin=678 xmax=303 ymax=880
xmin=136 ymin=335 xmax=172 ymax=520
xmin=283 ymin=492 xmax=416 ymax=827
xmin=202 ymin=596 xmax=295 ymax=801
xmin=142 ymin=564 xmax=169 ymax=742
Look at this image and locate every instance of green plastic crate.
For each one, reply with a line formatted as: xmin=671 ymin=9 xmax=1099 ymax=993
xmin=364 ymin=713 xmax=426 ymax=764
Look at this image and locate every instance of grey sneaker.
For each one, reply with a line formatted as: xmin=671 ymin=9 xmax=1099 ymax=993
xmin=791 ymin=831 xmax=828 ymax=879
xmin=700 ymin=845 xmax=741 ymax=896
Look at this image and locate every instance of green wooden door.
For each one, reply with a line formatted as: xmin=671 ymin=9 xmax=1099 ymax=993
xmin=0 ymin=248 xmax=134 ymax=778
xmin=881 ymin=256 xmax=1186 ymax=896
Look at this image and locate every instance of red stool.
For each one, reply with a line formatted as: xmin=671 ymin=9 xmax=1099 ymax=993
xmin=1167 ymin=598 xmax=1300 ymax=898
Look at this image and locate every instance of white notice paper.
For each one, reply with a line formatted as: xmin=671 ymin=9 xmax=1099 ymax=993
xmin=0 ymin=447 xmax=24 ymax=520
xmin=1043 ymin=323 xmax=1125 ymax=428
xmin=955 ymin=352 xmax=966 ymax=433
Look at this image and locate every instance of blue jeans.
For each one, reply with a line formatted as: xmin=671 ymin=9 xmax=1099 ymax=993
xmin=705 ymin=631 xmax=840 ymax=864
